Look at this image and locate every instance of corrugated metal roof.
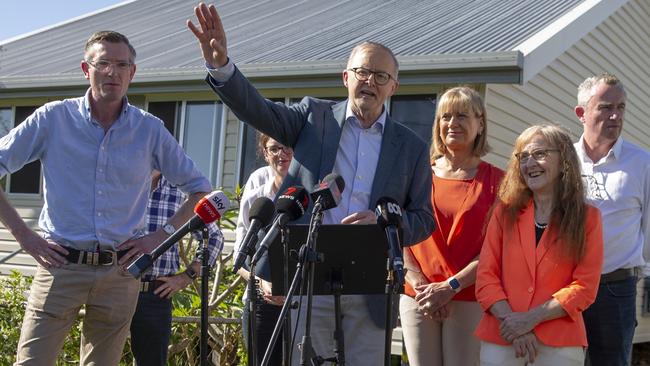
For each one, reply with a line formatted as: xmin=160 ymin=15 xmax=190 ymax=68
xmin=0 ymin=0 xmax=584 ymax=88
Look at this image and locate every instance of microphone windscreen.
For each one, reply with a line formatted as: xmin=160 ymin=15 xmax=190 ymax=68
xmin=249 ymin=197 xmax=275 ymax=226
xmin=194 ymin=191 xmax=231 ymax=224
xmin=276 ymin=186 xmax=309 ymax=220
xmin=375 ymin=196 xmax=403 ymax=229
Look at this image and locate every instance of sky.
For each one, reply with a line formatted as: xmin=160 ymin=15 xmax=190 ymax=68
xmin=0 ymin=0 xmax=129 ymax=43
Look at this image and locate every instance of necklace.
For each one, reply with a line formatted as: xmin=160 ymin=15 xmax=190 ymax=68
xmin=535 ymin=221 xmax=548 ymax=229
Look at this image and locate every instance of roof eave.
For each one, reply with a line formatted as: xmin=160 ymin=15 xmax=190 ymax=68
xmin=515 ymin=0 xmax=628 ymax=83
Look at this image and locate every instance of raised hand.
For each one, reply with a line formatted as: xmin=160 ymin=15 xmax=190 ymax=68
xmin=187 ymin=2 xmax=228 ymax=68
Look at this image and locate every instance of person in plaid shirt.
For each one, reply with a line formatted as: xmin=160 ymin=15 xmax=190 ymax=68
xmin=129 ymin=170 xmax=224 ymax=366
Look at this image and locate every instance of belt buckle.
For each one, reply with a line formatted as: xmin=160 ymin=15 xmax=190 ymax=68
xmin=102 ymin=251 xmax=118 ymax=266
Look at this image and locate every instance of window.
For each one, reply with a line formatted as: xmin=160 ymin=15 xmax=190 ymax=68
xmin=237 ymin=98 xmax=285 ymax=187
xmin=178 ymin=102 xmax=224 ymax=186
xmin=389 ymin=95 xmax=436 ymax=146
xmin=147 ymin=101 xmax=225 ymax=188
xmin=147 ymin=101 xmax=177 ymax=136
xmin=0 ymin=106 xmax=42 ymax=195
xmin=0 ymin=108 xmax=11 ymax=190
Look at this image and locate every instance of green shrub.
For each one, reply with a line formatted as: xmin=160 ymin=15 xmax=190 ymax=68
xmin=0 ymin=271 xmax=31 ymax=366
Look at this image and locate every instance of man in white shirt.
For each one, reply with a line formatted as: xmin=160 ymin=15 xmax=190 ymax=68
xmin=574 ymin=73 xmax=650 ymax=366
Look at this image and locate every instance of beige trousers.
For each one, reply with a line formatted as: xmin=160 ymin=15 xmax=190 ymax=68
xmin=14 ymin=263 xmax=139 ymax=366
xmin=480 ymin=341 xmax=584 ymax=366
xmin=290 ymin=295 xmax=385 ymax=366
xmin=399 ymin=295 xmax=482 ymax=366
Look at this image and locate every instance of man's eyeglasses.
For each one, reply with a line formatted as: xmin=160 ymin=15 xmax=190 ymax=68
xmin=347 ymin=67 xmax=394 ymax=86
xmin=86 ymin=59 xmax=133 ymax=72
xmin=515 ymin=149 xmax=559 ymax=164
xmin=265 ymin=146 xmax=292 ymax=156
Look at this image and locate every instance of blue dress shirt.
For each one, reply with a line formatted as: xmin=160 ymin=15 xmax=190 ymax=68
xmin=0 ymin=89 xmax=211 ymax=250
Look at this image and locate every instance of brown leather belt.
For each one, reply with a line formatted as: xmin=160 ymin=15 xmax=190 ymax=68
xmin=64 ymin=247 xmax=128 ymax=266
xmin=600 ymin=267 xmax=638 ymax=283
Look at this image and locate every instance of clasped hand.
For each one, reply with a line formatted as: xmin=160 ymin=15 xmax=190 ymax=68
xmin=414 ymin=282 xmax=455 ymax=320
xmin=499 ymin=311 xmax=538 ymax=343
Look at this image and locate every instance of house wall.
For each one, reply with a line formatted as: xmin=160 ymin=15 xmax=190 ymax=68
xmin=483 ymin=0 xmax=650 ymax=343
xmin=484 ymin=0 xmax=650 ymax=167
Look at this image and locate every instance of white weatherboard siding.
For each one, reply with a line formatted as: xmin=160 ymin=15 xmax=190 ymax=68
xmin=0 ymin=197 xmax=42 ymax=276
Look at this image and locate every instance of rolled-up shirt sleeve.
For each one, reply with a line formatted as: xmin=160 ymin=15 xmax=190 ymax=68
xmin=0 ymin=106 xmax=48 ymax=178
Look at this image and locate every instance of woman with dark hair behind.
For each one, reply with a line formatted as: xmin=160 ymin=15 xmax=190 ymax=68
xmin=475 ymin=124 xmax=603 ymax=365
xmin=234 ymin=131 xmax=293 ymax=365
xmin=401 ymin=86 xmax=503 ymax=365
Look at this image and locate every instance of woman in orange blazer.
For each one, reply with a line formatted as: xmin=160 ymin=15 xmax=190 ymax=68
xmin=475 ymin=125 xmax=603 ymax=366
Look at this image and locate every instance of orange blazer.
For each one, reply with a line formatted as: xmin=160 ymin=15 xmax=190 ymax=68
xmin=475 ymin=201 xmax=603 ymax=347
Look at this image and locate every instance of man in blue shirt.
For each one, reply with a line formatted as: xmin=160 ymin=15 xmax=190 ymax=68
xmin=129 ymin=171 xmax=223 ymax=366
xmin=0 ymin=31 xmax=211 ymax=365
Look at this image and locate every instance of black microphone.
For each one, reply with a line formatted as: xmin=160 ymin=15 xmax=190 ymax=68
xmin=250 ymin=186 xmax=310 ymax=265
xmin=375 ymin=196 xmax=405 ymax=286
xmin=310 ymin=173 xmax=345 ymax=210
xmin=232 ymin=197 xmax=275 ymax=273
xmin=128 ymin=191 xmax=230 ymax=278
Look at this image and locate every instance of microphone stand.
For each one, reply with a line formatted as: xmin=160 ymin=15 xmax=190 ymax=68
xmin=383 ymin=252 xmax=404 ymax=366
xmin=281 ymin=227 xmax=292 ymax=366
xmin=260 ymin=198 xmax=328 ymax=366
xmin=300 ymin=199 xmax=324 ymax=366
xmin=200 ymin=227 xmax=210 ymax=366
xmin=246 ymin=257 xmax=259 ymax=366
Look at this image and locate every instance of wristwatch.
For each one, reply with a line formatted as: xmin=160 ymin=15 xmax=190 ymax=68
xmin=184 ymin=266 xmax=198 ymax=280
xmin=162 ymin=223 xmax=176 ymax=236
xmin=447 ymin=277 xmax=461 ymax=293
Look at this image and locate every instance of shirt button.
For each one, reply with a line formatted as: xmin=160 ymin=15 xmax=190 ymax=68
xmin=97 ymin=212 xmax=102 ymax=217
xmin=98 ymin=190 xmax=102 ymax=195
xmin=99 ymin=168 xmax=103 ymax=173
xmin=528 ymin=287 xmax=533 ymax=293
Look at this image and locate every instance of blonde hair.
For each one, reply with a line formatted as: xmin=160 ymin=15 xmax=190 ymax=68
xmin=498 ymin=124 xmax=586 ymax=261
xmin=431 ymin=86 xmax=490 ymax=160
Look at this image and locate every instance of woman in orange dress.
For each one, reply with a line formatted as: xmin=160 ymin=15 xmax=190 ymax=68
xmin=401 ymin=86 xmax=503 ymax=366
xmin=475 ymin=125 xmax=603 ymax=365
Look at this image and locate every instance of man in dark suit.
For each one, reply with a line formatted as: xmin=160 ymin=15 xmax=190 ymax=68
xmin=188 ymin=3 xmax=435 ymax=365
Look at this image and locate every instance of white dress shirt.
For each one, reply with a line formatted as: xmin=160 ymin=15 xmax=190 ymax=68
xmin=575 ymin=136 xmax=650 ymax=275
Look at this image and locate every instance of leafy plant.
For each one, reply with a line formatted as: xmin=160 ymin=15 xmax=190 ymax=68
xmin=0 ymin=271 xmax=32 ymax=366
xmin=164 ymin=186 xmax=246 ymax=365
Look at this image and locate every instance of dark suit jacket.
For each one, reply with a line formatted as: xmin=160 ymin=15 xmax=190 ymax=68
xmin=206 ymin=68 xmax=435 ymax=326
